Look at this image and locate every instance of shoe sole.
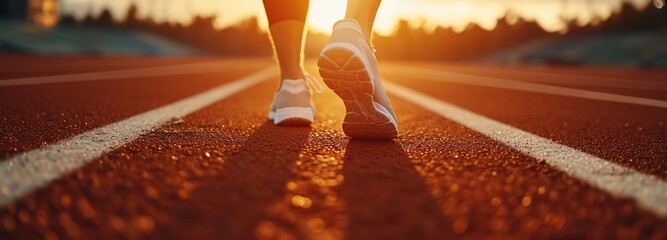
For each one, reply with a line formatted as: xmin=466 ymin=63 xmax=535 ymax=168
xmin=318 ymin=44 xmax=398 ymax=139
xmin=270 ymin=107 xmax=314 ymax=126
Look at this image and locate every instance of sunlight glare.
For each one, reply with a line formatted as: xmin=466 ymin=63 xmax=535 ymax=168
xmin=307 ymin=0 xmax=346 ymax=34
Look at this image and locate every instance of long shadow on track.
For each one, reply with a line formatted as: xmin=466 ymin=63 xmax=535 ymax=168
xmin=186 ymin=122 xmax=311 ymax=239
xmin=342 ymin=140 xmax=451 ymax=239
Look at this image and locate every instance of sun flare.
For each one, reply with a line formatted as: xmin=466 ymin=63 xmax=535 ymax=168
xmin=306 ymin=0 xmax=346 ymax=34
xmin=306 ymin=0 xmax=399 ymax=35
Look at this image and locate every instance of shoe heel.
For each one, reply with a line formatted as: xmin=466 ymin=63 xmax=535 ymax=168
xmin=274 ymin=107 xmax=314 ymax=126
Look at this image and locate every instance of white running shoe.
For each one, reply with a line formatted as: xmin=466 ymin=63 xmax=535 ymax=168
xmin=268 ymin=75 xmax=323 ymax=126
xmin=317 ymin=18 xmax=398 ymax=139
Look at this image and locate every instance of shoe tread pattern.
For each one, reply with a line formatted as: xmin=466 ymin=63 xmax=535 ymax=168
xmin=318 ymin=47 xmax=398 ymax=139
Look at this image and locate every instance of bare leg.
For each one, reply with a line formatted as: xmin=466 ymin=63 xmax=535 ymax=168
xmin=268 ymin=21 xmax=306 ymax=80
xmin=264 ymin=0 xmax=317 ymax=126
xmin=263 ymin=0 xmax=309 ymax=81
xmin=345 ymin=0 xmax=382 ymax=41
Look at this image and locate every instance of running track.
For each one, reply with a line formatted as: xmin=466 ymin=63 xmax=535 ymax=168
xmin=0 ymin=56 xmax=666 ymax=239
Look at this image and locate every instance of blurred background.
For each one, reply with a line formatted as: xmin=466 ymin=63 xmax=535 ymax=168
xmin=1 ymin=0 xmax=666 ymax=66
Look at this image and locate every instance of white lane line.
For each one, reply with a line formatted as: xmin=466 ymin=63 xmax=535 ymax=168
xmin=405 ymin=63 xmax=667 ymax=90
xmin=0 ymin=67 xmax=278 ymax=206
xmin=384 ymin=66 xmax=667 ymax=108
xmin=0 ymin=59 xmax=267 ymax=86
xmin=384 ymin=81 xmax=667 ymax=217
xmin=494 ymin=70 xmax=667 ymax=91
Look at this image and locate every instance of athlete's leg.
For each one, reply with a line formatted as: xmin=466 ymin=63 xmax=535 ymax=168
xmin=317 ymin=0 xmax=398 ymax=138
xmin=345 ymin=0 xmax=382 ymax=41
xmin=262 ymin=0 xmax=309 ymax=81
xmin=263 ymin=0 xmax=317 ymax=125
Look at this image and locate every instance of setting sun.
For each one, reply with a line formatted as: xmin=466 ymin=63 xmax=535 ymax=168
xmin=306 ymin=0 xmax=346 ymax=34
xmin=305 ymin=0 xmax=409 ymax=35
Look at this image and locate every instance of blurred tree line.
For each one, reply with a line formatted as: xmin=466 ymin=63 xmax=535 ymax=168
xmin=60 ymin=3 xmax=665 ymax=60
xmin=61 ymin=5 xmax=271 ymax=56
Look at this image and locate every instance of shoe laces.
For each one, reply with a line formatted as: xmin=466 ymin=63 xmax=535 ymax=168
xmin=369 ymin=40 xmax=377 ymax=54
xmin=304 ymin=74 xmax=324 ymax=94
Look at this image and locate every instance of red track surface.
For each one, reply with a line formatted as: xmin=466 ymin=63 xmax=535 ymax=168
xmin=1 ymin=56 xmax=666 ymax=239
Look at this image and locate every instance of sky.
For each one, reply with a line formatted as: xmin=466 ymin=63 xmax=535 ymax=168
xmin=61 ymin=0 xmax=657 ymax=35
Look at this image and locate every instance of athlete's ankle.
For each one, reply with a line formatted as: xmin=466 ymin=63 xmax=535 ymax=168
xmin=342 ymin=18 xmax=373 ymax=42
xmin=279 ymin=69 xmax=305 ymax=81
